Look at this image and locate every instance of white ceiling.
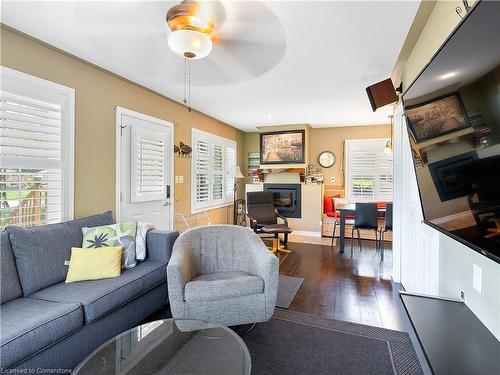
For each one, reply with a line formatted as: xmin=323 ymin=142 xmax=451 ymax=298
xmin=1 ymin=1 xmax=420 ymax=131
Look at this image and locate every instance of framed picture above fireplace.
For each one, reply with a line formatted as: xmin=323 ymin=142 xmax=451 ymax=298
xmin=260 ymin=130 xmax=305 ymax=164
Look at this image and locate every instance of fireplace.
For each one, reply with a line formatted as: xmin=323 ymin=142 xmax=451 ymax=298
xmin=263 ymin=183 xmax=302 ymax=218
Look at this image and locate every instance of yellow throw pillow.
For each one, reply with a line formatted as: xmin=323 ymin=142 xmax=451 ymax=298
xmin=65 ymin=247 xmax=122 ymax=283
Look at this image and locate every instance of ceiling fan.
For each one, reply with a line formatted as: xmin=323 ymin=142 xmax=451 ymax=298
xmin=166 ymin=0 xmax=217 ymax=60
xmin=71 ymin=1 xmax=286 ymax=108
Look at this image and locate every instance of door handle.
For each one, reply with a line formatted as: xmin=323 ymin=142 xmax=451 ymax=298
xmin=166 ymin=185 xmax=171 ymax=199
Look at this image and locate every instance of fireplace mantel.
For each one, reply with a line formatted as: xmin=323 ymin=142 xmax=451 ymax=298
xmin=253 ymin=167 xmax=306 ymax=182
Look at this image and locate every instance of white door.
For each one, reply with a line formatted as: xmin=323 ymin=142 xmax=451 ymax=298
xmin=393 ymin=102 xmax=439 ymax=294
xmin=116 ymin=107 xmax=174 ymax=230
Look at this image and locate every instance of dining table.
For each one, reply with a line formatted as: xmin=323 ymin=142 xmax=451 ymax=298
xmin=335 ymin=203 xmax=386 ymax=253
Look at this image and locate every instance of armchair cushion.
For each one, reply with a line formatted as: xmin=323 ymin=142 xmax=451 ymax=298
xmin=185 ymin=271 xmax=264 ymax=302
xmin=261 ymin=224 xmax=293 ymax=234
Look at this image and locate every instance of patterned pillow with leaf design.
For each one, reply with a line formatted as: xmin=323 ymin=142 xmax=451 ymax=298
xmin=82 ymin=223 xmax=137 ymax=269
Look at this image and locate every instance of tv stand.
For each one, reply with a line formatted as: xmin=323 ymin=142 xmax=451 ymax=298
xmin=400 ymin=291 xmax=500 ymax=374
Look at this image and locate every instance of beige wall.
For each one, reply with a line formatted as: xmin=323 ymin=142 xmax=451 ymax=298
xmin=308 ymin=125 xmax=390 ymax=190
xmin=242 ymin=124 xmax=391 ymax=191
xmin=0 ymin=27 xmax=244 ymax=224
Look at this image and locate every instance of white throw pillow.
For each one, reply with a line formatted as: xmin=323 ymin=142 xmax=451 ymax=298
xmin=135 ymin=222 xmax=155 ymax=261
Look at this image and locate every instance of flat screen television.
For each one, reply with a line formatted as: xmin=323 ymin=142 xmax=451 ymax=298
xmin=402 ymin=1 xmax=500 ymax=263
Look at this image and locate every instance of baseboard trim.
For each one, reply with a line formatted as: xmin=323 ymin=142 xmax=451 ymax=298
xmin=291 ymin=231 xmax=322 ymax=237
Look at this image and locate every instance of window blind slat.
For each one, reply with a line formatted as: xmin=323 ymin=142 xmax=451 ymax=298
xmin=1 ymin=120 xmax=60 ymax=135
xmin=1 ymin=92 xmax=61 ymax=112
xmin=1 ymin=111 xmax=60 ymax=128
xmin=1 ymin=102 xmax=61 ymax=120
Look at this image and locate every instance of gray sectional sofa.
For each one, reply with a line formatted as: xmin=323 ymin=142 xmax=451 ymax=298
xmin=0 ymin=211 xmax=178 ymax=371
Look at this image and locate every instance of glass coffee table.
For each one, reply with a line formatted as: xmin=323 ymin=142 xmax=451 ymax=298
xmin=73 ymin=319 xmax=251 ymax=374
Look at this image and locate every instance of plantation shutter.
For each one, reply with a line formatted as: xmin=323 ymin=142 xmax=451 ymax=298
xmin=1 ymin=92 xmax=61 ymax=169
xmin=212 ymin=145 xmax=224 ymax=200
xmin=379 ymin=150 xmax=394 ymax=201
xmin=195 ymin=139 xmax=210 ymax=203
xmin=345 ymin=139 xmax=393 ymax=202
xmin=0 ymin=67 xmax=74 ymax=228
xmin=191 ymin=129 xmax=237 ymax=213
xmin=130 ymin=123 xmax=167 ymax=202
xmin=225 ymin=146 xmax=236 ymax=199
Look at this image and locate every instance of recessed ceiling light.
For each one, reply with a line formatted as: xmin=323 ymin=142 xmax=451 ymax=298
xmin=439 ymin=72 xmax=457 ymax=80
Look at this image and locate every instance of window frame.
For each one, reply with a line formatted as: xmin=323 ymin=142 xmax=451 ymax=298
xmin=1 ymin=66 xmax=75 ymax=224
xmin=344 ymin=138 xmax=393 ymax=202
xmin=191 ymin=128 xmax=236 ymax=214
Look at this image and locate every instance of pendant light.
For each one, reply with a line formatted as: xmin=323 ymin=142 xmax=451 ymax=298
xmin=384 ymin=115 xmax=394 ymax=154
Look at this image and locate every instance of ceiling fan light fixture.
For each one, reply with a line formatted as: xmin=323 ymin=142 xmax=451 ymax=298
xmin=167 ymin=29 xmax=212 ymax=59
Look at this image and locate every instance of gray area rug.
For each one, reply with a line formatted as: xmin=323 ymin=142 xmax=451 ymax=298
xmin=276 ymin=275 xmax=304 ymax=308
xmin=243 ymin=309 xmax=423 ymax=375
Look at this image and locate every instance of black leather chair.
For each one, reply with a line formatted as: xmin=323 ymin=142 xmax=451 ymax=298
xmin=247 ymin=191 xmax=292 ymax=253
xmin=379 ymin=203 xmax=392 ymax=261
xmin=350 ymin=202 xmax=379 ymax=257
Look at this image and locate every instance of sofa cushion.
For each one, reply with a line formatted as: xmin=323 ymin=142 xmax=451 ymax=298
xmin=0 ymin=231 xmax=23 ymax=304
xmin=6 ymin=211 xmax=114 ymax=296
xmin=31 ymin=260 xmax=166 ymax=323
xmin=185 ymin=271 xmax=264 ymax=302
xmin=0 ymin=298 xmax=82 ymax=369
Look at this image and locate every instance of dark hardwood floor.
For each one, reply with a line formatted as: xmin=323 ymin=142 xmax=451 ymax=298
xmin=279 ymin=239 xmax=401 ymax=329
xmin=278 ymin=239 xmax=431 ymax=373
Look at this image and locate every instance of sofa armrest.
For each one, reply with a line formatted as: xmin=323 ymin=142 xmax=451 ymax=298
xmin=146 ymin=230 xmax=179 ymax=263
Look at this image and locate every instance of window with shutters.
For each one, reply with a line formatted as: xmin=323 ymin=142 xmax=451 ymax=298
xmin=131 ymin=123 xmax=168 ymax=202
xmin=191 ymin=128 xmax=236 ymax=213
xmin=345 ymin=139 xmax=393 ymax=202
xmin=0 ymin=67 xmax=75 ymax=228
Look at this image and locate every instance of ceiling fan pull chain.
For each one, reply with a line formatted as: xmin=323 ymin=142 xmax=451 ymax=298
xmin=183 ymin=56 xmax=187 ymax=105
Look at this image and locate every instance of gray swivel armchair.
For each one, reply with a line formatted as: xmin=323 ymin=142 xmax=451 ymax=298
xmin=167 ymin=225 xmax=279 ymax=327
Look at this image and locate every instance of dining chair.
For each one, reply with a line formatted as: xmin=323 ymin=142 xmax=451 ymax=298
xmin=350 ymin=202 xmax=379 ymax=257
xmin=379 ymin=202 xmax=393 ymax=261
xmin=329 ymin=197 xmax=354 ymax=247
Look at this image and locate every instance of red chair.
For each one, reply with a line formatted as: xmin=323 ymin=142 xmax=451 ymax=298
xmin=377 ymin=202 xmax=387 ymax=221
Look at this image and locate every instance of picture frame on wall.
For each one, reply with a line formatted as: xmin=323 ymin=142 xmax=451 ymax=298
xmin=259 ymin=130 xmax=305 ymax=164
xmin=405 ymin=93 xmax=471 ymax=143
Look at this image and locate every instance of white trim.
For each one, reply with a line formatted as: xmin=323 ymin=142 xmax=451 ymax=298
xmin=191 ymin=201 xmax=233 ymax=214
xmin=191 ymin=128 xmax=237 ymax=215
xmin=115 ymin=106 xmax=174 ymax=230
xmin=291 ymin=230 xmax=322 ymax=237
xmin=0 ymin=66 xmax=75 ymax=222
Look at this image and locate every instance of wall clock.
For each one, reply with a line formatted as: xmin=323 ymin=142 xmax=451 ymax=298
xmin=318 ymin=151 xmax=335 ymax=168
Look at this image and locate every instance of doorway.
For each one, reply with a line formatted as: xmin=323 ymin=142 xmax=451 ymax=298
xmin=115 ymin=107 xmax=174 ymax=230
